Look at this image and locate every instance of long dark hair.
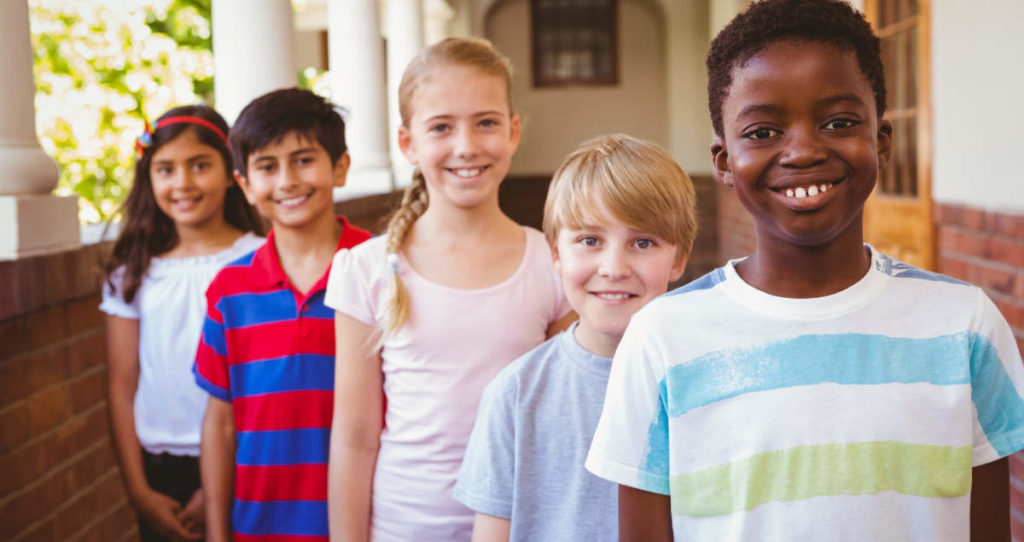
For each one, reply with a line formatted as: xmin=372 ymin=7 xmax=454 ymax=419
xmin=104 ymin=105 xmax=263 ymax=303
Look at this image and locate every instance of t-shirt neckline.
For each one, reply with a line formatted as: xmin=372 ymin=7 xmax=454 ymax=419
xmin=398 ymin=225 xmax=534 ymax=295
xmin=559 ymin=321 xmax=613 ymax=377
xmin=721 ymin=244 xmax=888 ymax=320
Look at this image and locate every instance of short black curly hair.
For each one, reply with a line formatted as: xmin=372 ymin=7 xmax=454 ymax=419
xmin=706 ymin=0 xmax=886 ymax=137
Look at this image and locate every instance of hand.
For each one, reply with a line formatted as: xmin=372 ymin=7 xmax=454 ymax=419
xmin=178 ymin=489 xmax=206 ymax=536
xmin=132 ymin=488 xmax=203 ymax=542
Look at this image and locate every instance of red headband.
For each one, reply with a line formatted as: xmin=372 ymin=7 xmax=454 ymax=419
xmin=135 ymin=115 xmax=230 ymax=159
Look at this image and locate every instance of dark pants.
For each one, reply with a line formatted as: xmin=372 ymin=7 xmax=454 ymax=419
xmin=138 ymin=451 xmax=202 ymax=542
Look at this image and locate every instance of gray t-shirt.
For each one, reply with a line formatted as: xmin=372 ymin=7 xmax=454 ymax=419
xmin=453 ymin=324 xmax=616 ymax=542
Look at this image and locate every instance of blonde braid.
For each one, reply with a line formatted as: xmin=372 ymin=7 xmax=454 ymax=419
xmin=377 ymin=169 xmax=429 ymax=344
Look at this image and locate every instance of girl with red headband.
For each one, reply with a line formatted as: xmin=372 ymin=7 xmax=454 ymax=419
xmin=101 ymin=105 xmax=263 ymax=541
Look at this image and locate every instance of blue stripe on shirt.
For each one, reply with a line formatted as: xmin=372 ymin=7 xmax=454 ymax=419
xmin=233 ymin=499 xmax=328 ymax=536
xmin=229 ymin=354 xmax=335 ymax=397
xmin=217 ymin=290 xmax=297 ymax=328
xmin=236 ymin=427 xmax=330 ymax=466
xmin=663 ymin=332 xmax=973 ymax=417
xmin=971 ymin=333 xmax=1024 ymax=456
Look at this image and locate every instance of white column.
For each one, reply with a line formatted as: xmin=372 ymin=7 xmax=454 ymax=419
xmin=213 ymin=0 xmax=297 ymax=123
xmin=0 ymin=0 xmax=78 ymax=259
xmin=328 ymin=0 xmax=393 ymax=196
xmin=387 ymin=0 xmax=423 ymax=188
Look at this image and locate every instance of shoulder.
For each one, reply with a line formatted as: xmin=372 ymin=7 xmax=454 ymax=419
xmin=870 ymin=248 xmax=987 ymax=311
xmin=333 ymin=235 xmax=386 ymax=270
xmin=484 ymin=335 xmax=563 ymax=401
xmin=206 ymin=240 xmax=267 ymax=297
xmin=339 ymin=216 xmax=373 ymax=248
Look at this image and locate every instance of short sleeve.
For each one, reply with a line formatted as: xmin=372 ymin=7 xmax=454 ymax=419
xmin=586 ymin=304 xmax=671 ymax=495
xmin=99 ymin=266 xmax=140 ymax=319
xmin=453 ymin=372 xmax=519 ymax=518
xmin=970 ymin=290 xmax=1024 ymax=466
xmin=193 ymin=280 xmax=231 ymax=402
xmin=325 ymin=245 xmax=379 ymax=326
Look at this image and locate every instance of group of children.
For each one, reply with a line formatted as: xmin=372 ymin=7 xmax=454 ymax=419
xmin=100 ymin=1 xmax=1024 ymax=541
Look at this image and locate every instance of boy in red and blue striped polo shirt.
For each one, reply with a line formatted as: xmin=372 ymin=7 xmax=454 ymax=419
xmin=194 ymin=88 xmax=371 ymax=542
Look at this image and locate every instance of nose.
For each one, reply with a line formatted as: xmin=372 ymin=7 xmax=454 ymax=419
xmin=171 ymin=167 xmax=194 ymax=190
xmin=778 ymin=124 xmax=828 ymax=168
xmin=454 ymin=127 xmax=481 ymax=160
xmin=598 ymin=246 xmax=631 ymax=281
xmin=275 ymin=163 xmax=300 ymax=192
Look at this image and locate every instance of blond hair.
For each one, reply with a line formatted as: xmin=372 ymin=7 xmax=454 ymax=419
xmin=378 ymin=37 xmax=515 ymax=343
xmin=543 ymin=134 xmax=698 ymax=261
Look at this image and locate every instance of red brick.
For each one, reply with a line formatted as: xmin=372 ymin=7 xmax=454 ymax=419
xmin=96 ymin=500 xmax=138 ymax=542
xmin=66 ymin=296 xmax=104 ymax=336
xmin=976 ymin=264 xmax=1017 ymax=297
xmin=27 ymin=384 xmax=73 ymax=438
xmin=987 ymin=237 xmax=1024 ymax=268
xmin=0 ymin=401 xmax=30 ymax=454
xmin=1 ymin=470 xmax=70 ymax=537
xmin=15 ymin=519 xmax=57 ymax=542
xmin=25 ymin=307 xmax=67 ymax=351
xmin=938 ymin=255 xmax=970 ymax=282
xmin=70 ymin=368 xmax=106 ymax=414
xmin=53 ymin=470 xmax=124 ymax=541
xmin=51 ymin=406 xmax=109 ymax=461
xmin=0 ymin=317 xmax=28 ymax=361
xmin=990 ymin=212 xmax=1024 ymax=239
xmin=992 ymin=297 xmax=1024 ymax=331
xmin=1 ymin=347 xmax=71 ymax=408
xmin=63 ymin=442 xmax=116 ymax=496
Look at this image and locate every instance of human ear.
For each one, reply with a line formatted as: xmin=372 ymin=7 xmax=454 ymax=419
xmin=711 ymin=138 xmax=733 ymax=187
xmin=877 ymin=119 xmax=893 ymax=167
xmin=333 ymin=152 xmax=351 ymax=188
xmin=508 ymin=114 xmax=523 ymax=154
xmin=234 ymin=170 xmax=256 ymax=204
xmin=551 ymin=244 xmax=563 ymax=276
xmin=669 ymin=244 xmax=691 ymax=283
xmin=397 ymin=125 xmax=418 ymax=165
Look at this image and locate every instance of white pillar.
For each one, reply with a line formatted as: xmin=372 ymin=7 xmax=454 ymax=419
xmin=0 ymin=0 xmax=79 ymax=259
xmin=213 ymin=0 xmax=297 ymax=124
xmin=328 ymin=0 xmax=393 ymax=196
xmin=387 ymin=0 xmax=423 ymax=188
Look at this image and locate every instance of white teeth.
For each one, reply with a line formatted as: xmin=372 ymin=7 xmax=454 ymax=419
xmin=279 ymin=195 xmax=308 ymax=206
xmin=807 ymin=185 xmax=819 ymax=196
xmin=454 ymin=167 xmax=483 ymax=178
xmin=820 ymin=183 xmax=829 ymax=192
xmin=784 ymin=183 xmax=833 ymax=198
xmin=794 ymin=187 xmax=807 ymax=198
xmin=786 ymin=188 xmax=795 ymax=197
xmin=596 ymin=293 xmax=631 ymax=300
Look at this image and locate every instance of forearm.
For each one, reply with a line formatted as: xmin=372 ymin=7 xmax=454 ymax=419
xmin=471 ymin=513 xmax=510 ymax=542
xmin=327 ymin=439 xmax=379 ymax=542
xmin=201 ymin=401 xmax=236 ymax=542
xmin=107 ymin=388 xmax=150 ymax=500
xmin=971 ymin=458 xmax=1010 ymax=541
xmin=619 ymin=485 xmax=673 ymax=542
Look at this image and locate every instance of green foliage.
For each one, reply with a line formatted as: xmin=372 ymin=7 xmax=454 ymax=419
xmin=30 ymin=0 xmax=215 ymax=223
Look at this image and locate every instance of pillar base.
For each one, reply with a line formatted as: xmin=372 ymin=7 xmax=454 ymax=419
xmin=0 ymin=195 xmax=80 ymax=260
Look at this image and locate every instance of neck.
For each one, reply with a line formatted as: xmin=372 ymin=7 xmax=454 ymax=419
xmin=415 ymin=197 xmax=516 ymax=242
xmin=574 ymin=321 xmax=621 ymax=359
xmin=737 ymin=220 xmax=871 ymax=298
xmin=272 ymin=212 xmax=342 ymax=263
xmin=172 ymin=215 xmax=241 ymax=256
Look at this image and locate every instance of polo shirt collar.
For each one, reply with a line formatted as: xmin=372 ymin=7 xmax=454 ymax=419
xmin=248 ymin=216 xmax=355 ymax=291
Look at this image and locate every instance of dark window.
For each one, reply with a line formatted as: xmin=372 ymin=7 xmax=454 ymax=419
xmin=531 ymin=0 xmax=618 ymax=87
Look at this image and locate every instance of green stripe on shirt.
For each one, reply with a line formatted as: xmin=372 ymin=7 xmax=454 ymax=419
xmin=670 ymin=441 xmax=972 ymax=517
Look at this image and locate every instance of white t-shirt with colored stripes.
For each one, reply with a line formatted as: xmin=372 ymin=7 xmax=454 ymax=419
xmin=586 ymin=246 xmax=1024 ymax=541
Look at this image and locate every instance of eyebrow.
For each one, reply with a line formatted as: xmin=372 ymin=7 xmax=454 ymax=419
xmin=816 ymin=93 xmax=868 ymax=108
xmin=152 ymin=152 xmax=215 ymax=165
xmin=251 ymin=147 xmax=319 ymax=162
xmin=734 ymin=103 xmax=785 ymax=122
xmin=423 ymin=111 xmax=505 ymax=123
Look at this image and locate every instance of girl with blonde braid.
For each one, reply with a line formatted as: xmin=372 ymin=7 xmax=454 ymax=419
xmin=324 ymin=38 xmax=572 ymax=542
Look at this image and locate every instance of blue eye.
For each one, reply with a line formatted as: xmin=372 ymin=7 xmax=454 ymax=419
xmin=479 ymin=118 xmax=499 ymax=128
xmin=635 ymin=238 xmax=654 ymax=249
xmin=429 ymin=123 xmax=450 ymax=134
xmin=580 ymin=236 xmax=599 ymax=247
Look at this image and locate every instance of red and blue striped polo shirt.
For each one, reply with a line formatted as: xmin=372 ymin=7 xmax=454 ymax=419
xmin=194 ymin=217 xmax=371 ymax=541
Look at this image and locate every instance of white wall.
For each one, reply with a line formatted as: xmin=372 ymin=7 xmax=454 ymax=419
xmin=932 ymin=0 xmax=1024 ymax=211
xmin=664 ymin=0 xmax=712 ymax=176
xmin=487 ymin=0 xmax=669 ymax=175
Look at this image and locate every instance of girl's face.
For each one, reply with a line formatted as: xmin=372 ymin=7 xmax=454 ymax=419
xmin=149 ymin=129 xmax=233 ymax=231
xmin=398 ymin=63 xmax=521 ymax=210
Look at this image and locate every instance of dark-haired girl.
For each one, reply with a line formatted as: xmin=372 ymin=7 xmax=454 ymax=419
xmin=100 ymin=106 xmax=263 ymax=542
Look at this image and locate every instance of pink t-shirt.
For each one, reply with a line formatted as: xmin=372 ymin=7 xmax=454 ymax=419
xmin=324 ymin=226 xmax=570 ymax=542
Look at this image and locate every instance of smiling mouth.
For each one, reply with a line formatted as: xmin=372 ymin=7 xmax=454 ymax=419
xmin=449 ymin=166 xmax=488 ymax=178
xmin=770 ymin=179 xmax=842 ymax=201
xmin=276 ymin=193 xmax=312 ymax=206
xmin=591 ymin=292 xmax=637 ymax=301
xmin=172 ymin=196 xmax=201 ymax=206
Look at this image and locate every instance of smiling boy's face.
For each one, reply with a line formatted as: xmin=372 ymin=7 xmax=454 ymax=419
xmin=711 ymin=39 xmax=892 ymax=249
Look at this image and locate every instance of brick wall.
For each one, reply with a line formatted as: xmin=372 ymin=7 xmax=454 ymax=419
xmin=0 ymin=243 xmax=138 ymax=542
xmin=933 ymin=203 xmax=1024 ymax=538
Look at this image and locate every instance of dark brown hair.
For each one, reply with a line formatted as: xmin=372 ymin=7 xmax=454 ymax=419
xmin=104 ymin=105 xmax=263 ymax=303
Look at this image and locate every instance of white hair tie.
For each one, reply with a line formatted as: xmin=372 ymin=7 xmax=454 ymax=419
xmin=386 ymin=253 xmax=400 ymax=273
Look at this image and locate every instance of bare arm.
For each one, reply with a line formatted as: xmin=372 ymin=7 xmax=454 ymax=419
xmin=200 ymin=396 xmax=236 ymax=542
xmin=106 ymin=315 xmax=200 ymax=542
xmin=971 ymin=457 xmax=1010 ymax=541
xmin=619 ymin=485 xmax=672 ymax=542
xmin=545 ymin=311 xmax=577 ymax=339
xmin=471 ymin=513 xmax=510 ymax=542
xmin=328 ymin=312 xmax=384 ymax=542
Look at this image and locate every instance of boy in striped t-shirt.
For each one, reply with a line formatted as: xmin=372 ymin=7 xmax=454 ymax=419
xmin=194 ymin=89 xmax=371 ymax=542
xmin=585 ymin=1 xmax=1024 ymax=541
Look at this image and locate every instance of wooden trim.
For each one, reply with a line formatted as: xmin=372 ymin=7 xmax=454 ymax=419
xmin=529 ymin=0 xmax=620 ymax=88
